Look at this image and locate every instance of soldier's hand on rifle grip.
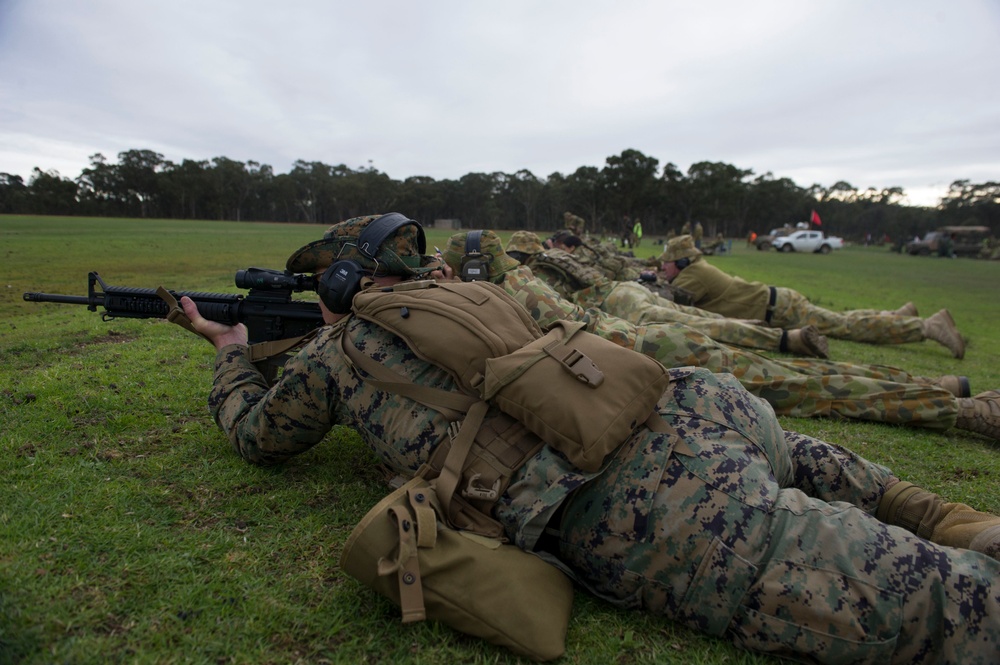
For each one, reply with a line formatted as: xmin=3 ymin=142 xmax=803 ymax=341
xmin=180 ymin=296 xmax=249 ymax=350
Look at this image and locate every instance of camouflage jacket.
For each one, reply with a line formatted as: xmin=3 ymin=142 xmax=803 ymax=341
xmin=208 ymin=315 xmax=595 ymax=551
xmin=671 ymin=259 xmax=771 ymax=320
xmin=524 ymin=248 xmax=609 ymax=299
xmin=576 ymin=240 xmax=644 ymax=281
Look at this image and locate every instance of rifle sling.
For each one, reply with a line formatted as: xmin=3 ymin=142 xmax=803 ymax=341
xmin=247 ymin=331 xmax=321 ymax=363
xmin=156 ymin=286 xmax=211 ymax=342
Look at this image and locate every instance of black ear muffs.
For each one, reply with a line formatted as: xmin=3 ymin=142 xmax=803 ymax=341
xmin=675 ymin=257 xmax=691 ymax=270
xmin=460 ymin=230 xmax=492 ymax=282
xmin=317 ymin=260 xmax=368 ymax=314
xmin=318 ymin=213 xmax=424 ymax=313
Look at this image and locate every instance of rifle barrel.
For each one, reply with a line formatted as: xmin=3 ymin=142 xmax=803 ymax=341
xmin=23 ymin=293 xmax=95 ymax=305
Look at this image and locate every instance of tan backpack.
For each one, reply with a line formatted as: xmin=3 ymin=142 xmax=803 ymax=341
xmin=339 ymin=278 xmax=671 ymax=660
xmin=345 ymin=279 xmax=670 ymax=475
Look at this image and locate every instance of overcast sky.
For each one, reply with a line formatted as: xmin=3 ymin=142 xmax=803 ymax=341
xmin=1 ymin=0 xmax=998 ymax=207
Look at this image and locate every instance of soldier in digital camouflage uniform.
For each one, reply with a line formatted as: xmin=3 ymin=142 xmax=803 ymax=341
xmin=505 ymin=230 xmax=830 ymax=358
xmin=180 ymin=214 xmax=1000 ymax=664
xmin=443 ymin=230 xmax=1000 ymax=441
xmin=661 ymin=235 xmax=968 ymax=359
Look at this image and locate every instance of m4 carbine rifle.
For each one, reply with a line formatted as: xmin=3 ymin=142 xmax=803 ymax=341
xmin=23 ymin=268 xmax=324 ymax=383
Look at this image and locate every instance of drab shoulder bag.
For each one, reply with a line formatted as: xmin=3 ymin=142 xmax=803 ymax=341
xmin=340 ymin=477 xmax=573 ymax=662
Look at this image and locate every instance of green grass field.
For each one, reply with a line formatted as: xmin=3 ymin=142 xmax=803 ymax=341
xmin=2 ymin=215 xmax=999 ymax=664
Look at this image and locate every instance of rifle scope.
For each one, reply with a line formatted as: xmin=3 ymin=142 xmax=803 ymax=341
xmin=234 ymin=268 xmax=316 ymax=293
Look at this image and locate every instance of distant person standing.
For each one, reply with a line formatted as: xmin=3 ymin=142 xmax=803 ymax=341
xmin=563 ymin=211 xmax=586 ymax=236
xmin=692 ymin=221 xmax=704 ymax=249
xmin=632 ymin=218 xmax=643 ymax=248
xmin=939 ymin=233 xmax=956 ymax=258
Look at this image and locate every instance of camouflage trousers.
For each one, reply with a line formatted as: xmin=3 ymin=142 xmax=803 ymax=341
xmin=578 ymin=281 xmax=786 ymax=353
xmin=558 ymin=369 xmax=999 ymax=664
xmin=771 ymin=287 xmax=925 ymax=345
xmin=632 ymin=321 xmax=957 ymax=428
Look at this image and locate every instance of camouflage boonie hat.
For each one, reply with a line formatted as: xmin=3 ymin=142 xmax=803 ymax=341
xmin=659 ymin=234 xmax=702 ymax=263
xmin=549 ymin=229 xmax=574 ymax=243
xmin=286 ymin=213 xmax=428 ymax=275
xmin=506 ymin=231 xmax=545 ymax=255
xmin=442 ymin=230 xmax=522 ymax=279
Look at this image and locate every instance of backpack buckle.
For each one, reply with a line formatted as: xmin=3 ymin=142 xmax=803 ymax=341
xmin=461 ymin=473 xmax=500 ymax=501
xmin=562 ymin=349 xmax=605 ymax=387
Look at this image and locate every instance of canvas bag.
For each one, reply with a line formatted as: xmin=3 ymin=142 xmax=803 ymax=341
xmin=340 ymin=476 xmax=574 ymax=662
xmin=350 ymin=279 xmax=670 ymax=472
xmin=481 ymin=318 xmax=671 ymax=472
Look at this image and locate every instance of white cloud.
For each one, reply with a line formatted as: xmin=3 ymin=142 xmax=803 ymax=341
xmin=1 ymin=0 xmax=998 ymax=205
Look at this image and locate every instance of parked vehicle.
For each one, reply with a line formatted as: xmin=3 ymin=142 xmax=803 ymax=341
xmin=755 ymin=226 xmax=793 ymax=251
xmin=904 ymin=226 xmax=991 ymax=257
xmin=771 ymin=230 xmax=844 ymax=254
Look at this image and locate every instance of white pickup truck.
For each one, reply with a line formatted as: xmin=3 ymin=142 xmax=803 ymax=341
xmin=771 ymin=230 xmax=844 ymax=254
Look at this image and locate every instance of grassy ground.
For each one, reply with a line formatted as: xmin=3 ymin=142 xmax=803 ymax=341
xmin=1 ymin=216 xmax=998 ymax=664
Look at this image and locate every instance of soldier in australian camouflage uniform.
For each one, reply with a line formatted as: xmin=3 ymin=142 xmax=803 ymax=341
xmin=547 ymin=229 xmax=650 ymax=281
xmin=178 ymin=214 xmax=1000 ymax=664
xmin=443 ymin=230 xmax=1000 ymax=441
xmin=506 ymin=231 xmax=830 ymax=358
xmin=562 ymin=211 xmax=586 ymax=236
xmin=661 ymin=235 xmax=968 ymax=359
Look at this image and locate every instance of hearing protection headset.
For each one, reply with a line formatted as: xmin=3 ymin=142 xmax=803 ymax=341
xmin=675 ymin=257 xmax=691 ymax=270
xmin=460 ymin=230 xmax=492 ymax=282
xmin=316 ymin=213 xmax=426 ymax=313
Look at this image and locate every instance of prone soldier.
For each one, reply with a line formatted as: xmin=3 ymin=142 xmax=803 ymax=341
xmin=661 ymin=235 xmax=967 ymax=358
xmin=180 ymin=214 xmax=1000 ymax=664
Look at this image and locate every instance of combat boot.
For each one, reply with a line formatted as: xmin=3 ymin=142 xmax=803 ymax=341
xmin=881 ymin=302 xmax=918 ymax=317
xmin=930 ymin=375 xmax=971 ymax=398
xmin=922 ymin=309 xmax=965 ymax=359
xmin=956 ymin=390 xmax=1000 ymax=440
xmin=783 ymin=326 xmax=829 ymax=359
xmin=876 ymin=481 xmax=1000 ymax=560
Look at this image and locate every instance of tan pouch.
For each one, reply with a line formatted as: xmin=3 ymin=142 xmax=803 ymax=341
xmin=340 ymin=477 xmax=574 ymax=662
xmin=481 ymin=320 xmax=671 ymax=472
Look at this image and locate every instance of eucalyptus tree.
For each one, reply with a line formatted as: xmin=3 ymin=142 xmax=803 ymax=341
xmin=117 ymin=149 xmax=166 ymax=218
xmin=396 ymin=175 xmax=448 ymax=225
xmin=600 ymin=149 xmax=660 ymax=235
xmin=455 ymin=172 xmax=503 ymax=228
xmin=562 ymin=166 xmax=603 ymax=233
xmin=940 ymin=180 xmax=1000 ymax=230
xmin=26 ymin=168 xmax=78 ymax=216
xmin=685 ymin=161 xmax=753 ymax=236
xmin=0 ymin=173 xmax=27 ymax=214
xmin=77 ymin=153 xmax=122 ymax=216
xmin=743 ymin=173 xmax=809 ymax=235
xmin=159 ymin=159 xmax=211 ymax=220
xmin=506 ymin=169 xmax=544 ymax=228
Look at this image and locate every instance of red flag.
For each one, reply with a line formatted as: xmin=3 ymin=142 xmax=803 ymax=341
xmin=810 ymin=210 xmax=822 ymax=226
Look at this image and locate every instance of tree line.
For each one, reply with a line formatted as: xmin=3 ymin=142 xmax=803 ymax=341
xmin=1 ymin=148 xmax=997 ymax=243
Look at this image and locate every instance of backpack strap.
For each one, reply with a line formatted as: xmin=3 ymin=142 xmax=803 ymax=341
xmin=340 ymin=328 xmax=478 ymax=421
xmin=339 ymin=325 xmax=515 ymax=539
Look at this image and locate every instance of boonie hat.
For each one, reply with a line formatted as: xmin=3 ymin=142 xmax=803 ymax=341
xmin=442 ymin=230 xmax=522 ymax=279
xmin=506 ymin=231 xmax=545 ymax=256
xmin=659 ymin=234 xmax=703 ymax=263
xmin=286 ymin=213 xmax=428 ymax=275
